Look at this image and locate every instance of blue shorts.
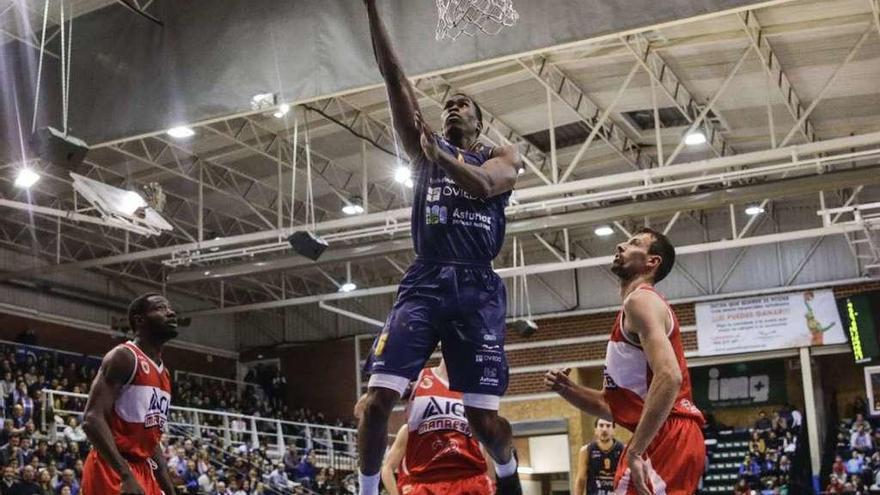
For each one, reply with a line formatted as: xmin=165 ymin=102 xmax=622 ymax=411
xmin=364 ymin=258 xmax=508 ymax=399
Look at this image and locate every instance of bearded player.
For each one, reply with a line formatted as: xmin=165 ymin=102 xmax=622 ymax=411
xmin=358 ymin=1 xmax=523 ymax=495
xmin=380 ymin=359 xmax=495 ymax=495
xmin=575 ymin=419 xmax=624 ymax=495
xmin=82 ymin=293 xmax=179 ymax=495
xmin=545 ymin=229 xmax=705 ymax=495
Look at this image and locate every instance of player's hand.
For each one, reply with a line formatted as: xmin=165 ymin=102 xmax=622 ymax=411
xmin=543 ymin=368 xmax=573 ymax=393
xmin=626 ymin=452 xmax=653 ymax=495
xmin=414 ymin=112 xmax=440 ymax=162
xmin=120 ymin=473 xmax=146 ymax=495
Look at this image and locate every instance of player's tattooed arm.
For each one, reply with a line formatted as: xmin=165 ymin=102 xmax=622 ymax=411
xmin=152 ymin=444 xmax=177 ymax=495
xmin=622 ymin=290 xmax=682 ymax=459
xmin=381 ymin=424 xmax=408 ymax=495
xmin=364 ymin=0 xmax=423 ymax=160
xmin=415 ymin=114 xmax=520 ymax=198
xmin=82 ymin=347 xmax=145 ymax=495
xmin=543 ymin=368 xmax=613 ymax=421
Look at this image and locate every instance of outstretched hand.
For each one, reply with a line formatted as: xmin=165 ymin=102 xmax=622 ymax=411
xmin=544 ymin=368 xmax=573 ymax=393
xmin=414 ymin=112 xmax=440 ymax=162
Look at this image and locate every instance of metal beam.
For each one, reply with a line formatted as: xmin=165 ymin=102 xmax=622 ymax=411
xmin=6 ymin=131 xmax=880 ymax=282
xmin=621 ymin=33 xmax=734 ymax=159
xmin=185 ymin=223 xmax=865 ymax=316
xmin=738 ymin=10 xmax=818 ymax=143
xmin=517 ymin=54 xmax=653 ymax=171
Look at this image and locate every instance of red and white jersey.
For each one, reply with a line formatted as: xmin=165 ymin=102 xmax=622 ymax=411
xmin=108 ymin=342 xmax=172 ymax=459
xmin=602 ymin=286 xmax=703 ymax=432
xmin=402 ymin=368 xmax=486 ymax=483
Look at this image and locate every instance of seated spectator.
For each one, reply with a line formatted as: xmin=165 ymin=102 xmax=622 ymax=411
xmin=37 ymin=468 xmax=54 ymax=495
xmin=755 ymin=411 xmax=773 ymax=434
xmin=179 ymin=460 xmax=199 ymax=494
xmin=211 ymin=480 xmax=232 ymax=495
xmin=294 ymin=451 xmax=317 ymax=488
xmin=749 ymin=431 xmax=767 ymax=458
xmin=833 ymin=455 xmax=847 ymax=480
xmin=268 ymin=462 xmax=290 ymax=491
xmin=852 ymin=424 xmax=874 ymax=454
xmin=734 ymin=478 xmax=751 ymax=495
xmin=198 ymin=466 xmax=217 ymax=494
xmin=283 ymin=444 xmax=298 ymax=477
xmin=54 ymin=468 xmax=79 ymax=495
xmin=61 ymin=418 xmax=85 ymax=447
xmin=1 ymin=466 xmax=16 ymax=493
xmin=853 ymin=413 xmax=871 ymax=432
xmin=782 ymin=431 xmax=797 ymax=455
xmin=11 ymin=464 xmax=40 ymax=495
xmin=846 ymin=451 xmax=865 ymax=475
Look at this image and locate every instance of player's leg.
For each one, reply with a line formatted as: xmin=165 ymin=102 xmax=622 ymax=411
xmin=442 ymin=268 xmax=521 ymax=494
xmin=358 ymin=266 xmax=442 ymax=495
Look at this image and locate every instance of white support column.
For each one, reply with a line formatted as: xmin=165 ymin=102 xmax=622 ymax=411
xmin=799 ymin=347 xmax=821 ymax=483
xmin=361 ymin=141 xmax=369 ymax=213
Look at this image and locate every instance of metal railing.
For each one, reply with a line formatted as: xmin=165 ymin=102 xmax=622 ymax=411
xmin=42 ymin=389 xmax=358 ymax=473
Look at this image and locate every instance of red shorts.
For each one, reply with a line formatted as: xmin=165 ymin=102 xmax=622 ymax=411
xmin=82 ymin=450 xmax=164 ymax=495
xmin=614 ymin=417 xmax=705 ymax=495
xmin=400 ymin=473 xmax=494 ymax=495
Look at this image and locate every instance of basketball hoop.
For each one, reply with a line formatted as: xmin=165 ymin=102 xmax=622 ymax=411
xmin=435 ymin=0 xmax=519 ymax=41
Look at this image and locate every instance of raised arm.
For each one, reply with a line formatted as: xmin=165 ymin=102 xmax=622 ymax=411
xmin=381 ymin=424 xmax=408 ymax=495
xmin=622 ymin=290 xmax=682 ymax=494
xmin=82 ymin=347 xmax=145 ymax=495
xmin=544 ymin=368 xmax=613 ymax=421
xmin=364 ymin=0 xmax=423 ymax=160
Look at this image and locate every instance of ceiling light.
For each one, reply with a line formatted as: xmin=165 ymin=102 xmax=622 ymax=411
xmin=167 ymin=126 xmax=195 ymax=139
xmin=517 ymin=167 xmax=525 ymax=176
xmin=14 ymin=169 xmax=40 ymax=189
xmin=745 ymin=205 xmax=765 ymax=216
xmin=394 ymin=166 xmax=411 ymax=184
xmin=404 ymin=178 xmax=414 ymax=188
xmin=203 ymin=270 xmax=211 ymax=276
xmin=594 ymin=225 xmax=614 ymax=237
xmin=684 ymin=131 xmax=707 ymax=146
xmin=120 ymin=191 xmax=147 ymax=215
xmin=342 ymin=204 xmax=364 ymax=215
xmin=339 ymin=282 xmax=357 ymax=293
xmin=273 ymin=104 xmax=291 ymax=119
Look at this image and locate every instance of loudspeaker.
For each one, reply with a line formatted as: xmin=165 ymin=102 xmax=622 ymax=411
xmin=288 ymin=231 xmax=328 ymax=261
xmin=31 ymin=126 xmax=88 ymax=169
xmin=511 ymin=319 xmax=538 ymax=338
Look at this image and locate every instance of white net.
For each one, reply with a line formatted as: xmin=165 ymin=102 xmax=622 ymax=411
xmin=435 ymin=0 xmax=519 ymax=41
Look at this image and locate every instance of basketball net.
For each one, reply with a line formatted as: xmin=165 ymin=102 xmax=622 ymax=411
xmin=435 ymin=0 xmax=519 ymax=41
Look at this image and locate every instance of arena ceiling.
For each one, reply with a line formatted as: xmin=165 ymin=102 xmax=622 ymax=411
xmin=1 ymin=0 xmax=879 ymax=320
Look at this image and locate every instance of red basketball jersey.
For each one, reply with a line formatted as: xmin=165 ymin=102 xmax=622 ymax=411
xmin=602 ymin=286 xmax=704 ymax=431
xmin=402 ymin=368 xmax=487 ymax=483
xmin=108 ymin=342 xmax=172 ymax=459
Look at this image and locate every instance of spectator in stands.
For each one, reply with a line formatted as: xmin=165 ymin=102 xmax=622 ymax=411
xmin=852 ymin=413 xmax=871 ymax=432
xmin=852 ymin=423 xmax=874 ymax=454
xmin=749 ymin=431 xmax=767 ymax=458
xmin=55 ymin=469 xmax=79 ymax=495
xmin=11 ymin=464 xmax=40 ymax=495
xmin=268 ymin=461 xmax=290 ymax=491
xmin=61 ymin=419 xmax=85 ymax=449
xmin=197 ymin=466 xmax=216 ymax=493
xmin=10 ymin=406 xmax=25 ymax=429
xmin=826 ymin=476 xmax=845 ymax=494
xmin=733 ymin=478 xmax=750 ymax=495
xmin=37 ymin=469 xmax=53 ymax=495
xmin=1 ymin=465 xmax=16 ymax=493
xmin=846 ymin=451 xmax=865 ymax=475
xmin=739 ymin=455 xmax=761 ymax=483
xmin=294 ymin=451 xmax=317 ymax=489
xmin=782 ymin=431 xmax=797 ymax=455
xmin=211 ymin=480 xmax=231 ymax=495
xmin=283 ymin=444 xmax=298 ymax=478
xmin=755 ymin=411 xmax=773 ymax=434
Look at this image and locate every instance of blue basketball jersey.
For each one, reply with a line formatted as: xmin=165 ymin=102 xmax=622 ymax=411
xmin=411 ymin=135 xmax=510 ymax=264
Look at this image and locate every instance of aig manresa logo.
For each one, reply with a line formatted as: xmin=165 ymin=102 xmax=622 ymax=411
xmin=708 ymin=367 xmax=770 ymax=403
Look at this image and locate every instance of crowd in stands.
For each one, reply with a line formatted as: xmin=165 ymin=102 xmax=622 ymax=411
xmin=733 ymin=407 xmax=801 ymax=495
xmin=0 ymin=337 xmax=357 ymax=495
xmin=825 ymin=397 xmax=880 ymax=494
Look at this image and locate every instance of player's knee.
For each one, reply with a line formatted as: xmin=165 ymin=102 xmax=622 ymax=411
xmin=361 ymin=388 xmax=397 ymax=422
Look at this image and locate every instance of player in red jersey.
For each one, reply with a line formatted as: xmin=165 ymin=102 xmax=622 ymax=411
xmin=82 ymin=293 xmax=179 ymax=495
xmin=380 ymin=359 xmax=495 ymax=495
xmin=545 ymin=228 xmax=705 ymax=495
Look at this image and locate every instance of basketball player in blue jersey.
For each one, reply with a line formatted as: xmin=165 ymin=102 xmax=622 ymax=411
xmin=357 ymin=1 xmax=524 ymax=495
